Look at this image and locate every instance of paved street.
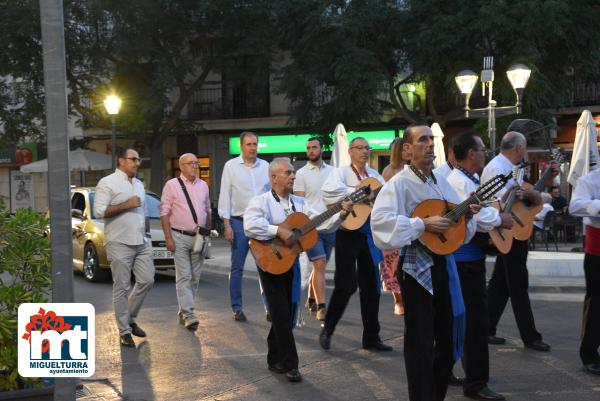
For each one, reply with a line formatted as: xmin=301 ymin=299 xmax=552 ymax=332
xmin=74 ymin=262 xmax=600 ymax=401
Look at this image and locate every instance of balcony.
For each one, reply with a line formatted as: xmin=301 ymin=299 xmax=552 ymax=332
xmin=564 ymin=81 xmax=600 ymax=107
xmin=187 ymin=82 xmax=270 ymax=120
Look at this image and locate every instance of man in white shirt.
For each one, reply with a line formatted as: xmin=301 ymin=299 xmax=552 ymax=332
xmin=293 ymin=137 xmax=335 ymax=321
xmin=244 ymin=157 xmax=351 ymax=382
xmin=218 ymin=132 xmax=271 ymax=322
xmin=446 ymin=132 xmax=510 ymax=401
xmin=569 ymin=167 xmax=600 ymax=376
xmin=481 ymin=131 xmax=551 ymax=352
xmin=433 ymin=144 xmax=457 ymax=180
xmin=94 ymin=148 xmax=154 ymax=347
xmin=319 ymin=137 xmax=392 ymax=352
xmin=371 ymin=125 xmax=479 ymax=401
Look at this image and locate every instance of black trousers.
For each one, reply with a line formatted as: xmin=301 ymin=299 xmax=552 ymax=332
xmin=457 ymin=259 xmax=489 ymax=394
xmin=581 ymin=253 xmax=600 ymax=365
xmin=324 ymin=229 xmax=381 ymax=344
xmin=488 ymin=239 xmax=542 ymax=344
xmin=398 ymin=255 xmax=453 ymax=401
xmin=257 ymin=267 xmax=298 ymax=370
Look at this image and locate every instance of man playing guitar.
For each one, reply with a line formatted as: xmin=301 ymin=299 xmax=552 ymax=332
xmin=371 ymin=124 xmax=480 ymax=401
xmin=244 ymin=157 xmax=352 ymax=382
xmin=319 ymin=137 xmax=392 ymax=352
xmin=481 ymin=131 xmax=554 ymax=352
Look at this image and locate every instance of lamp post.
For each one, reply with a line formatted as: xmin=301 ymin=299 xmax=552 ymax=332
xmin=455 ymin=56 xmax=531 ymax=155
xmin=103 ymin=94 xmax=122 ymax=170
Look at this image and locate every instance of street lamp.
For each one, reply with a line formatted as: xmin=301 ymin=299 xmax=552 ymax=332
xmin=455 ymin=56 xmax=531 ymax=155
xmin=104 ymin=94 xmax=122 ymax=170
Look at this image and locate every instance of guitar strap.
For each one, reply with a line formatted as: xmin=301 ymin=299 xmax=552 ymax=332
xmin=350 ymin=164 xmax=369 ymax=182
xmin=271 ymin=190 xmax=296 ymax=214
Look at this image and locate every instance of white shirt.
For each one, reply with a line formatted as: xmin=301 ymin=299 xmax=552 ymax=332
xmin=447 ymin=168 xmax=501 ymax=232
xmin=481 ymin=153 xmax=517 ymax=199
xmin=370 ymin=167 xmax=476 ymax=251
xmin=321 ymin=165 xmax=384 ymax=205
xmin=244 ymin=191 xmax=340 ymax=240
xmin=534 ymin=203 xmax=554 ymax=230
xmin=433 ymin=162 xmax=453 ymax=180
xmin=94 ymin=169 xmax=147 ymax=246
xmin=569 ymin=168 xmax=600 ymax=229
xmin=293 ymin=161 xmax=333 ymax=213
xmin=218 ymin=155 xmax=270 ymax=219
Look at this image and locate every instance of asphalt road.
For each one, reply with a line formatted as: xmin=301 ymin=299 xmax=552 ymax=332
xmin=74 ymin=268 xmax=600 ymax=401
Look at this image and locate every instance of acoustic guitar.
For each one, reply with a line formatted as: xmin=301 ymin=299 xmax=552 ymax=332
xmin=411 ymin=172 xmax=513 ymax=255
xmin=249 ymin=185 xmax=373 ymax=275
xmin=340 ymin=177 xmax=383 ymax=230
xmin=512 ymin=149 xmax=565 ymax=241
xmin=488 ymin=167 xmax=525 ymax=254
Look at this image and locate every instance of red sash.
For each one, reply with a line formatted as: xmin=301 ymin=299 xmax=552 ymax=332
xmin=585 ymin=225 xmax=600 ymax=256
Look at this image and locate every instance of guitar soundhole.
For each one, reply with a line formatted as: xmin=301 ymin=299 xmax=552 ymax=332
xmin=437 ymin=233 xmax=447 ymax=243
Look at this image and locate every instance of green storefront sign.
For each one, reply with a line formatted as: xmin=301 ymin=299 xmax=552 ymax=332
xmin=228 ymin=130 xmax=401 ymax=155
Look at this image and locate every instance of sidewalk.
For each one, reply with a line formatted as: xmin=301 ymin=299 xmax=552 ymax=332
xmin=203 ymin=238 xmax=586 ymax=292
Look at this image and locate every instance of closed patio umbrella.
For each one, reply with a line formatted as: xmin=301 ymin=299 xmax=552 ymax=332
xmin=431 ymin=123 xmax=446 ymax=168
xmin=331 ymin=123 xmax=351 ymax=167
xmin=568 ymin=110 xmax=599 ymax=187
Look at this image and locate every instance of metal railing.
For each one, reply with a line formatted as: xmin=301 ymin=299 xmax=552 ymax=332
xmin=187 ymin=83 xmax=270 ymax=120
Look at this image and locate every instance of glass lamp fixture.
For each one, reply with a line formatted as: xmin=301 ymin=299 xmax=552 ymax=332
xmin=103 ymin=95 xmax=122 ymax=115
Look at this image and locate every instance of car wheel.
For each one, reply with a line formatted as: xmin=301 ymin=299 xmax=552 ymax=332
xmin=83 ymin=243 xmax=110 ymax=282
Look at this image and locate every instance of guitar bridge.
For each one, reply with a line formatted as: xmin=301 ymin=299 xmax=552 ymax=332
xmin=269 ymin=243 xmax=283 ymax=260
xmin=511 ymin=212 xmax=524 ymax=227
xmin=437 ymin=233 xmax=447 ymax=243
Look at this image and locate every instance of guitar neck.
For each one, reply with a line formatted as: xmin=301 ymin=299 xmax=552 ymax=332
xmin=299 ymin=203 xmax=343 ymax=235
xmin=533 ymin=166 xmax=553 ymax=192
xmin=444 ymin=194 xmax=480 ymax=221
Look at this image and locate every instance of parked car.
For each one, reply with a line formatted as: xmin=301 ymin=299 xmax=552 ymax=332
xmin=70 ymin=187 xmax=175 ymax=282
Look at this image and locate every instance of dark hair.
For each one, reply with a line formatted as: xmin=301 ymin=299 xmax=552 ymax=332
xmin=307 ymin=136 xmax=323 ymax=147
xmin=349 ymin=136 xmax=368 ymax=147
xmin=239 ymin=131 xmax=258 ymax=144
xmin=452 ymin=131 xmax=480 ymax=161
xmin=550 ymin=186 xmax=560 ymax=192
xmin=402 ymin=123 xmax=429 ymax=145
xmin=117 ymin=147 xmax=135 ymax=159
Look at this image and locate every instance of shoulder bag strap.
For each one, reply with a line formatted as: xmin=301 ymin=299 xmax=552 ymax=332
xmin=177 ymin=177 xmax=198 ymax=226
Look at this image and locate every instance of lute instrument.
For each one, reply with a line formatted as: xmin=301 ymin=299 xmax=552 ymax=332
xmin=249 ymin=185 xmax=374 ymax=275
xmin=512 ymin=149 xmax=566 ymax=240
xmin=488 ymin=166 xmax=525 ymax=254
xmin=339 ymin=177 xmax=383 ymax=230
xmin=411 ymin=172 xmax=513 ymax=255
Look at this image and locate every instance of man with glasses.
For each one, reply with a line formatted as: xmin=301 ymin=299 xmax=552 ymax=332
xmin=218 ymin=131 xmax=271 ymax=322
xmin=319 ymin=137 xmax=392 ymax=352
xmin=160 ymin=153 xmax=211 ymax=331
xmin=94 ymin=148 xmax=154 ymax=347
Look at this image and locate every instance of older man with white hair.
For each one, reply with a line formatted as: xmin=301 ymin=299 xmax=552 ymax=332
xmin=160 ymin=153 xmax=212 ymax=330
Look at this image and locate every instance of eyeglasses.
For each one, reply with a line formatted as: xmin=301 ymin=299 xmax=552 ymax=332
xmin=182 ymin=161 xmax=200 ymax=167
xmin=350 ymin=145 xmax=371 ymax=151
xmin=124 ymin=157 xmax=141 ymax=163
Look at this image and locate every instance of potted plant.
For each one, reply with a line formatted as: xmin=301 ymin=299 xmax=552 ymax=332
xmin=0 ymin=201 xmax=53 ymax=400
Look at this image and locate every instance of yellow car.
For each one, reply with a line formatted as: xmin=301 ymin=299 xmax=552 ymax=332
xmin=70 ymin=187 xmax=175 ymax=282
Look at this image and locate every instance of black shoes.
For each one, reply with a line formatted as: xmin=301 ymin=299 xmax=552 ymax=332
xmin=233 ymin=310 xmax=247 ymax=322
xmin=584 ymin=363 xmax=600 ymax=375
xmin=448 ymin=372 xmax=465 ymax=386
xmin=285 ymin=368 xmax=302 ymax=382
xmin=319 ymin=329 xmax=331 ymax=350
xmin=525 ymin=340 xmax=551 ymax=352
xmin=465 ymin=386 xmax=505 ymax=400
xmin=268 ymin=363 xmax=287 ymax=374
xmin=130 ymin=323 xmax=146 ymax=337
xmin=120 ymin=333 xmax=135 ymax=347
xmin=363 ymin=340 xmax=393 ymax=352
xmin=265 ymin=311 xmax=271 ymax=322
xmin=487 ymin=335 xmax=506 ymax=345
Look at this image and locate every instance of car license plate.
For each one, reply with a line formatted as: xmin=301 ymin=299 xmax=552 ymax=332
xmin=153 ymin=250 xmax=173 ymax=259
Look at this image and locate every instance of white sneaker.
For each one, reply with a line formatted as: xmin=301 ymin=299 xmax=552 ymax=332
xmin=394 ymin=303 xmax=404 ymax=316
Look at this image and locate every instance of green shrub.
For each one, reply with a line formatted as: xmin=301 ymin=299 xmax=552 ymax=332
xmin=0 ymin=200 xmax=51 ymax=391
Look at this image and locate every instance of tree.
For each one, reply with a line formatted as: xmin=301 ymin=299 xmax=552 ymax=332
xmin=277 ymin=0 xmax=600 ymax=133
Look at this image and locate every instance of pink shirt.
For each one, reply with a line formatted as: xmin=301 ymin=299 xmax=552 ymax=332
xmin=160 ymin=175 xmax=211 ymax=231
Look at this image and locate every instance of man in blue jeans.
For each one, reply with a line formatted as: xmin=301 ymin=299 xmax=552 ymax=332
xmin=294 ymin=137 xmax=336 ymax=320
xmin=218 ymin=132 xmax=271 ymax=321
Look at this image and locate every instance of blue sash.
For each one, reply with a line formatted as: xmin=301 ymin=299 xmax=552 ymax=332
xmin=358 ymin=217 xmax=383 ymax=294
xmin=445 ymin=254 xmax=466 ymax=361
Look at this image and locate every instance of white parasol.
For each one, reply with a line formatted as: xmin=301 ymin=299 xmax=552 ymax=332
xmin=20 ymin=148 xmax=113 ymax=173
xmin=431 ymin=123 xmax=446 ymax=168
xmin=567 ymin=110 xmax=599 ymax=187
xmin=331 ymin=123 xmax=351 ymax=167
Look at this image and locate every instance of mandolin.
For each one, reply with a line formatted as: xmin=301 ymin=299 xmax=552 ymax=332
xmin=512 ymin=149 xmax=565 ymax=240
xmin=339 ymin=177 xmax=383 ymax=230
xmin=488 ymin=166 xmax=525 ymax=254
xmin=411 ymin=172 xmax=513 ymax=255
xmin=249 ymin=185 xmax=373 ymax=275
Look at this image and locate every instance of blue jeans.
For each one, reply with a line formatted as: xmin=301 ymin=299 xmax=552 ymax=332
xmin=306 ymin=231 xmax=336 ymax=261
xmin=230 ymin=218 xmax=268 ymax=313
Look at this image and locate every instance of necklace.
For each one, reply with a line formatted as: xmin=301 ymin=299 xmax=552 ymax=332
xmin=350 ymin=164 xmax=369 ymax=182
xmin=455 ymin=165 xmax=480 ymax=185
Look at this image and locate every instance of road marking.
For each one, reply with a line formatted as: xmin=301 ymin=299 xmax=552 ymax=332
xmin=351 ymin=362 xmax=395 ymax=400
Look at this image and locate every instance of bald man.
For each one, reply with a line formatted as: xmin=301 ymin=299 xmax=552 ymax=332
xmin=160 ymin=153 xmax=212 ymax=330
